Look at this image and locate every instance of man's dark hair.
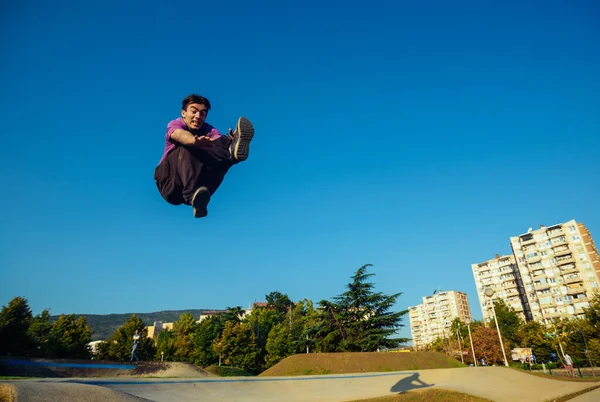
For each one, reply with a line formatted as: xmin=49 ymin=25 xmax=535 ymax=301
xmin=182 ymin=94 xmax=211 ymax=111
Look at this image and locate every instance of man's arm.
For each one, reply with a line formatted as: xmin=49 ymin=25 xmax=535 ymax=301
xmin=170 ymin=129 xmax=197 ymax=146
xmin=171 ymin=129 xmax=216 ymax=148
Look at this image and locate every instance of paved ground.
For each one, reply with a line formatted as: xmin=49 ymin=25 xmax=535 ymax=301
xmin=2 ymin=367 xmax=598 ymax=401
xmin=569 ymin=387 xmax=600 ymax=402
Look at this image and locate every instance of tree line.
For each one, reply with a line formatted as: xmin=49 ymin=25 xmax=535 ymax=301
xmin=427 ymin=294 xmax=600 ymax=368
xmin=0 ymin=264 xmax=409 ymax=374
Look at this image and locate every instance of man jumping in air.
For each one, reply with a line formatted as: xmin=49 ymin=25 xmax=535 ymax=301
xmin=154 ymin=94 xmax=254 ymax=218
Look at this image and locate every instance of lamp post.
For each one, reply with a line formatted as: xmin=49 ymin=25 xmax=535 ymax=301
xmin=465 ymin=318 xmax=477 ymax=367
xmin=484 ymin=287 xmax=509 ymax=367
xmin=456 ymin=328 xmax=465 ymax=364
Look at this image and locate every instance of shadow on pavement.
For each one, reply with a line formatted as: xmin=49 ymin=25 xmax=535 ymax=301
xmin=390 ymin=373 xmax=434 ymax=394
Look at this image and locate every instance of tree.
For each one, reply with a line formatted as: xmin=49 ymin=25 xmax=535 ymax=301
xmin=172 ymin=312 xmax=198 ymax=362
xmin=48 ymin=314 xmax=92 ymax=359
xmin=492 ymin=299 xmax=523 ymax=347
xmin=265 ymin=322 xmax=295 ymax=368
xmin=515 ymin=321 xmax=554 ymax=359
xmin=0 ymin=296 xmax=33 ymax=356
xmin=246 ymin=305 xmax=281 ymax=371
xmin=266 ymin=291 xmax=294 ymax=318
xmin=106 ymin=314 xmax=155 ymax=361
xmin=328 ymin=264 xmax=409 ymax=351
xmin=584 ymin=292 xmax=600 ymax=337
xmin=213 ymin=322 xmax=258 ymax=373
xmin=471 ymin=326 xmax=511 ymax=365
xmin=28 ymin=309 xmax=53 ymax=357
xmin=191 ymin=316 xmax=222 ymax=366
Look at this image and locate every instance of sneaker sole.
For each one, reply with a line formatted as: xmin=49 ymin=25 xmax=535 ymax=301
xmin=233 ymin=117 xmax=254 ymax=162
xmin=192 ymin=187 xmax=210 ymax=218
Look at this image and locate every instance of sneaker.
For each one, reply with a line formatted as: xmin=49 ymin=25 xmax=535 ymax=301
xmin=230 ymin=117 xmax=254 ymax=162
xmin=192 ymin=187 xmax=210 ymax=218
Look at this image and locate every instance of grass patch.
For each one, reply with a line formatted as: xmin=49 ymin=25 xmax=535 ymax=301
xmin=204 ymin=366 xmax=253 ymax=377
xmin=347 ymin=388 xmax=493 ymax=401
xmin=0 ymin=384 xmax=15 ymax=402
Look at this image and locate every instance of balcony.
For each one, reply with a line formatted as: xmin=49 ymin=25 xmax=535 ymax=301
xmin=553 ymin=248 xmax=572 ymax=257
xmin=567 ymin=287 xmax=585 ymax=295
xmin=548 ymin=227 xmax=565 ymax=238
xmin=564 ymin=276 xmax=583 ymax=285
xmin=557 ymin=255 xmax=575 ymax=265
xmin=534 ymin=282 xmax=551 ymax=291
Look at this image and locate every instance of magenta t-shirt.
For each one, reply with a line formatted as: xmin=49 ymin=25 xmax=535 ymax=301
xmin=159 ymin=117 xmax=222 ymax=163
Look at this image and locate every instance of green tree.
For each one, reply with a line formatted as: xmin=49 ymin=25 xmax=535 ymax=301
xmin=584 ymin=292 xmax=600 ymax=337
xmin=266 ymin=291 xmax=294 ymax=318
xmin=107 ymin=314 xmax=155 ymax=361
xmin=155 ymin=330 xmax=176 ymax=361
xmin=48 ymin=314 xmax=92 ymax=359
xmin=28 ymin=309 xmax=53 ymax=357
xmin=191 ymin=316 xmax=222 ymax=366
xmin=0 ymin=296 xmax=33 ymax=356
xmin=492 ymin=299 xmax=523 ymax=347
xmin=172 ymin=312 xmax=198 ymax=362
xmin=246 ymin=305 xmax=281 ymax=371
xmin=265 ymin=322 xmax=295 ymax=368
xmin=313 ymin=300 xmax=344 ymax=352
xmin=515 ymin=320 xmax=554 ymax=359
xmin=329 ymin=264 xmax=409 ymax=351
xmin=213 ymin=322 xmax=258 ymax=373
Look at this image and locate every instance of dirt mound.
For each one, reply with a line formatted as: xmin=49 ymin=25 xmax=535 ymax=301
xmin=0 ymin=358 xmax=211 ymax=378
xmin=0 ymin=358 xmax=136 ymax=378
xmin=260 ymin=351 xmax=464 ymax=376
xmin=131 ymin=361 xmax=211 ymax=377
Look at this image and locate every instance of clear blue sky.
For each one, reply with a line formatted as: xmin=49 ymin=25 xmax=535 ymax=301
xmin=1 ymin=0 xmax=598 ymax=342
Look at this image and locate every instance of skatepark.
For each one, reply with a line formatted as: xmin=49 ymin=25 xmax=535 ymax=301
xmin=2 ymin=357 xmax=600 ymax=401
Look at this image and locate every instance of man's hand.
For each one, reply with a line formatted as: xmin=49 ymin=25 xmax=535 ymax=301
xmin=194 ymin=135 xmax=216 ymax=148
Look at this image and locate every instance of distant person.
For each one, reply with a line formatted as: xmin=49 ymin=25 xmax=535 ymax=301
xmin=154 ymin=94 xmax=255 ymax=218
xmin=130 ymin=330 xmax=141 ymax=362
xmin=481 ymin=357 xmax=487 ymax=366
xmin=564 ymin=353 xmax=574 ymax=376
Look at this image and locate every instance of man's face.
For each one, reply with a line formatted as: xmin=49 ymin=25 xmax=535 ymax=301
xmin=182 ymin=102 xmax=208 ymax=131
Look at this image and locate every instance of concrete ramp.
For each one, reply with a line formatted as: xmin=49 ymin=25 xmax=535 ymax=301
xmin=23 ymin=367 xmax=595 ymax=402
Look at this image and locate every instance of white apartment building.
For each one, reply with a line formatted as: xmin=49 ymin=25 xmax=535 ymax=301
xmin=409 ymin=290 xmax=472 ymax=350
xmin=471 ymin=254 xmax=531 ymax=323
xmin=509 ymin=220 xmax=600 ymax=325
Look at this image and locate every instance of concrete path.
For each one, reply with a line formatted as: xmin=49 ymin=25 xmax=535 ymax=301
xmin=3 ymin=367 xmax=598 ymax=402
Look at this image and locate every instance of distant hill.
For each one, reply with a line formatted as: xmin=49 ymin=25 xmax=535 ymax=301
xmin=51 ymin=309 xmax=208 ymax=340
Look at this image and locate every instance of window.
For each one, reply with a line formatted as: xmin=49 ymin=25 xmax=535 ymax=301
xmin=572 ymin=235 xmax=580 ymax=241
xmin=591 ymin=282 xmax=598 ymax=288
xmin=569 ymin=226 xmax=577 ymax=233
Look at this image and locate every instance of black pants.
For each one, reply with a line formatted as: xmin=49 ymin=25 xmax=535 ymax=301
xmin=154 ymin=136 xmax=236 ymax=206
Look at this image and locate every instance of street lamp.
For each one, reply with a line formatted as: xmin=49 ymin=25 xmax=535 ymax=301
xmin=456 ymin=328 xmax=465 ymax=364
xmin=465 ymin=318 xmax=477 ymax=367
xmin=484 ymin=287 xmax=509 ymax=367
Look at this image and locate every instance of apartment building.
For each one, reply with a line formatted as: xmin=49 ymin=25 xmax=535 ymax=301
xmin=509 ymin=220 xmax=600 ymax=325
xmin=471 ymin=254 xmax=531 ymax=323
xmin=409 ymin=290 xmax=472 ymax=350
